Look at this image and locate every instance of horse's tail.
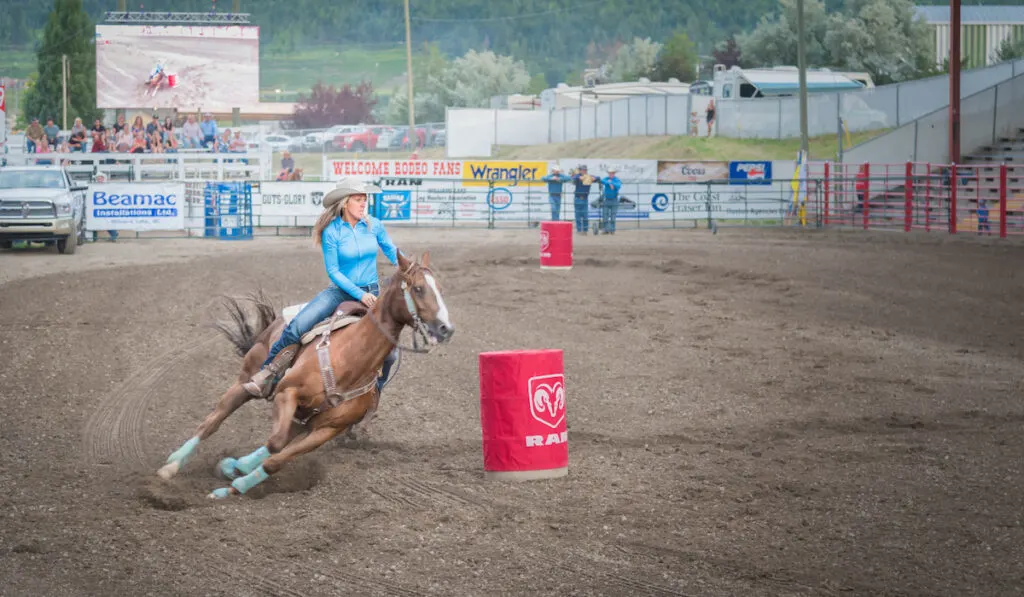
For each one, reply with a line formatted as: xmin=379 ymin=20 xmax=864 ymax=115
xmin=211 ymin=289 xmax=278 ymax=358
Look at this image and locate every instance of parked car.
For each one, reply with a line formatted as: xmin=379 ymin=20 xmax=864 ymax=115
xmin=333 ymin=126 xmax=380 ymax=152
xmin=0 ymin=165 xmax=88 ymax=254
xmin=261 ymin=133 xmax=302 ymax=153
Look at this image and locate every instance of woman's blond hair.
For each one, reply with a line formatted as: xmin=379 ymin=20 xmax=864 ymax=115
xmin=312 ymin=195 xmax=349 ymax=246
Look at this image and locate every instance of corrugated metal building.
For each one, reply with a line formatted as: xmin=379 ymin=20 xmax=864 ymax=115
xmin=915 ymin=6 xmax=1024 ymax=68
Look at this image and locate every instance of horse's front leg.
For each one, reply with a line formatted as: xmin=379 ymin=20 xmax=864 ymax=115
xmin=214 ymin=384 xmax=302 ymax=481
xmin=157 ymin=383 xmax=252 ymax=480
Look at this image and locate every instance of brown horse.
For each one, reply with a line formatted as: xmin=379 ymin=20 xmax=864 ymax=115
xmin=156 ymin=251 xmax=454 ymax=499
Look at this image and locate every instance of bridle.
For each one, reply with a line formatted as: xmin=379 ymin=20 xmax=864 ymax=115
xmin=365 ymin=263 xmax=438 ymax=355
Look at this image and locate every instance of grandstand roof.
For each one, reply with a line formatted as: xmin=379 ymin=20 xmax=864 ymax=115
xmin=914 ymin=5 xmax=1024 ymax=24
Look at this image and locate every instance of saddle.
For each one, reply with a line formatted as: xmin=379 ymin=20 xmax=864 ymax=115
xmin=282 ymin=300 xmax=368 ymax=345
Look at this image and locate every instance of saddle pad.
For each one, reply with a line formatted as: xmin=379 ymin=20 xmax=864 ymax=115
xmin=282 ymin=302 xmax=308 ymax=325
xmin=300 ymin=315 xmax=363 ymax=345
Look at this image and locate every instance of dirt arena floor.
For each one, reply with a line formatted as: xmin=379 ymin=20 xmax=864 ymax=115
xmin=1 ymin=226 xmax=1022 ymax=596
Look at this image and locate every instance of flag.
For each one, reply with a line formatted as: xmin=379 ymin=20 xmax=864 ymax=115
xmin=789 ymin=150 xmax=808 ymax=226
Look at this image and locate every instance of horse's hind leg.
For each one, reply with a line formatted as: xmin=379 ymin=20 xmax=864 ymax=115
xmin=157 ymin=383 xmax=252 ymax=480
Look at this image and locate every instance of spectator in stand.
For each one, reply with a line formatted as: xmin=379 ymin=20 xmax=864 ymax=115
xmin=26 ymin=118 xmax=44 ymax=153
xmin=43 ymin=118 xmax=60 ymax=147
xmin=570 ymin=165 xmax=597 ymax=235
xmin=146 ymin=114 xmax=160 ymax=137
xmin=35 ymin=137 xmax=54 ymax=165
xmin=229 ymin=130 xmax=247 ymax=153
xmin=541 ymin=166 xmax=571 ymax=221
xmin=114 ymin=128 xmax=132 ymax=153
xmin=200 ymin=113 xmax=218 ymax=148
xmin=977 ymin=199 xmax=990 ymax=235
xmin=112 ymin=113 xmax=127 ymax=136
xmin=149 ymin=130 xmax=164 ymax=153
xmin=163 ymin=126 xmax=179 ymax=153
xmin=597 ymin=167 xmax=623 ymax=235
xmin=216 ymin=129 xmax=231 ymax=153
xmin=70 ymin=117 xmax=87 ymax=138
xmin=129 ymin=131 xmax=147 ymax=153
xmin=68 ymin=128 xmax=86 ymax=152
xmin=90 ymin=130 xmax=108 ymax=153
xmin=130 ymin=115 xmax=145 ymax=138
xmin=182 ymin=114 xmax=202 ymax=149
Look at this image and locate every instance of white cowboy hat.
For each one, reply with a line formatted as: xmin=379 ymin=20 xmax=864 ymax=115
xmin=322 ymin=178 xmax=383 ymax=210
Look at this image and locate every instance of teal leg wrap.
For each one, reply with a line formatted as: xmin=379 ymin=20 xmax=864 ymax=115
xmin=231 ymin=465 xmax=269 ymax=494
xmin=167 ymin=436 xmax=200 ymax=465
xmin=235 ymin=445 xmax=270 ymax=475
xmin=218 ymin=457 xmax=241 ymax=480
xmin=209 ymin=487 xmax=232 ymax=499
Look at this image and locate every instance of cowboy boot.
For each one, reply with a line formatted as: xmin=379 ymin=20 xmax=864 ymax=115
xmin=242 ymin=344 xmax=299 ymax=398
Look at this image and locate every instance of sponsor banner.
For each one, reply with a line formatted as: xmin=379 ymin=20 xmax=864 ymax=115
xmin=557 ymin=158 xmax=659 ymax=183
xmin=251 ymin=181 xmax=337 ymax=217
xmin=729 ymin=161 xmax=773 ymax=185
xmin=462 ymin=160 xmax=548 ymax=187
xmin=646 ymin=184 xmax=788 ymax=220
xmin=328 ymin=159 xmax=463 ymax=181
xmin=656 ymin=160 xmax=730 ymax=184
xmin=86 ymin=183 xmax=185 ymax=230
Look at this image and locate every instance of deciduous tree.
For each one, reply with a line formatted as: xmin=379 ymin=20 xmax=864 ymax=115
xmin=291 ymin=81 xmax=377 ymax=128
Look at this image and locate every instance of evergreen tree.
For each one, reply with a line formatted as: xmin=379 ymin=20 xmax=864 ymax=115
xmin=23 ymin=0 xmax=100 ymax=127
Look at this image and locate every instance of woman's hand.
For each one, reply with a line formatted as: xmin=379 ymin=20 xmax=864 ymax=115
xmin=360 ymin=293 xmax=377 ymax=308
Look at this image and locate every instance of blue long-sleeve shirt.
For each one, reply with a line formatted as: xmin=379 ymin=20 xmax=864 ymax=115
xmin=200 ymin=119 xmax=218 ymax=138
xmin=321 ymin=216 xmax=399 ymax=300
xmin=542 ymin=173 xmax=570 ymax=195
xmin=600 ymin=176 xmax=622 ymax=200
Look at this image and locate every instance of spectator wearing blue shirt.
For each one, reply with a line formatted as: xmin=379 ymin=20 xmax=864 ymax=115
xmin=977 ymin=199 xmax=990 ymax=235
xmin=541 ymin=167 xmax=571 ymax=220
xmin=199 ymin=113 xmax=218 ymax=149
xmin=598 ymin=168 xmax=623 ymax=235
xmin=244 ymin=179 xmax=400 ymax=399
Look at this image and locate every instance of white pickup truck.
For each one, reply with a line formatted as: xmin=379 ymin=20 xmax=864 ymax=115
xmin=0 ymin=165 xmax=88 ymax=254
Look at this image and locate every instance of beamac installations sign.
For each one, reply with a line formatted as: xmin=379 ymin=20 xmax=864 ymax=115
xmin=655 ymin=160 xmax=730 ymax=184
xmin=86 ymin=183 xmax=185 ymax=231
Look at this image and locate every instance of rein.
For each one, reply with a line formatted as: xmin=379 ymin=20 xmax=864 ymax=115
xmin=365 ymin=267 xmax=436 ymax=355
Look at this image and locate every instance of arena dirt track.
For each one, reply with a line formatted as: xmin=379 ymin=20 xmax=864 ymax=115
xmin=1 ymin=227 xmax=1022 ymax=596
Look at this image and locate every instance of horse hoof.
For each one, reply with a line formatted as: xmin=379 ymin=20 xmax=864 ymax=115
xmin=157 ymin=460 xmax=181 ymax=480
xmin=217 ymin=457 xmax=241 ymax=480
xmin=208 ymin=487 xmax=232 ymax=500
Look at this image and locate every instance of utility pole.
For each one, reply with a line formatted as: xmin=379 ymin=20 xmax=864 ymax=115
xmin=949 ymin=0 xmax=961 ymax=163
xmin=403 ymin=0 xmax=417 ymax=150
xmin=62 ymin=54 xmax=68 ymax=130
xmin=796 ymin=0 xmax=809 ymax=157
xmin=118 ymin=0 xmax=126 ymax=11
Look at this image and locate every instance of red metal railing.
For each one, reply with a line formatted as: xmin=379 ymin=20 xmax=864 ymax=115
xmin=808 ymin=161 xmax=1024 ymax=238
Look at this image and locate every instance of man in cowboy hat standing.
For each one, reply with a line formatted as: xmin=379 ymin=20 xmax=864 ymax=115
xmin=244 ymin=178 xmax=400 ymax=399
xmin=570 ymin=165 xmax=598 ymax=234
xmin=598 ymin=167 xmax=623 ymax=235
xmin=542 ymin=166 xmax=571 ymax=221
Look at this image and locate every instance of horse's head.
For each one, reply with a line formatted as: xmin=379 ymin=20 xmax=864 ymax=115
xmin=393 ymin=251 xmax=454 ymax=345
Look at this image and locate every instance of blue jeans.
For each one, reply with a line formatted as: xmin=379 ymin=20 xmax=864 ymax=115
xmin=601 ymin=198 xmax=619 ymax=233
xmin=549 ymin=194 xmax=561 ymax=220
xmin=264 ymin=282 xmax=396 ymax=392
xmin=573 ymin=196 xmax=589 ymax=232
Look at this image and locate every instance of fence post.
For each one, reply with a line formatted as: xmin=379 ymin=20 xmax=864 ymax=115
xmin=824 ymin=161 xmax=831 ymax=226
xmin=904 ymin=161 xmax=913 ymax=232
xmin=999 ymin=164 xmax=1008 ymax=238
xmin=992 ymin=84 xmax=999 ymax=145
xmin=950 ymin=163 xmax=958 ymax=234
xmin=862 ymin=163 xmax=870 ymax=230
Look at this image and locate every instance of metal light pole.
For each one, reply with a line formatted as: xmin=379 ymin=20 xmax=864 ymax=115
xmin=796 ymin=0 xmax=809 ymax=157
xmin=403 ymin=0 xmax=417 ymax=150
xmin=949 ymin=0 xmax=961 ymax=163
xmin=62 ymin=54 xmax=68 ymax=130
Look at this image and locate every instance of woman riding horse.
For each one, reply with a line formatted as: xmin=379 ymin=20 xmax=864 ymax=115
xmin=243 ymin=179 xmax=399 ymax=400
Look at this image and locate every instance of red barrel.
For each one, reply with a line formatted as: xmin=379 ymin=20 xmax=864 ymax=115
xmin=539 ymin=221 xmax=573 ymax=270
xmin=167 ymin=73 xmax=178 ymax=88
xmin=478 ymin=349 xmax=568 ymax=481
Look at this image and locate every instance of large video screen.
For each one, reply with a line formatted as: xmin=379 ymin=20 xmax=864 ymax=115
xmin=95 ymin=25 xmax=260 ymax=111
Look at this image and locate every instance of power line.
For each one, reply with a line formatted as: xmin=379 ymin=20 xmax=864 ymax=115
xmin=409 ymin=0 xmax=605 ymax=23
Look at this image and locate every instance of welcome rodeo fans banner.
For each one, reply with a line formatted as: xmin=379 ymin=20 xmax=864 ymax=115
xmin=86 ymin=183 xmax=185 ymax=231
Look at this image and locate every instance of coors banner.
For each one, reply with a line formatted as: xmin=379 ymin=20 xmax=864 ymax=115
xmin=656 ymin=160 xmax=730 ymax=184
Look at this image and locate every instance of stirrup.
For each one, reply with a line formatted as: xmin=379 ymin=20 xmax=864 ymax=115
xmin=243 ymin=345 xmax=298 ymax=398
